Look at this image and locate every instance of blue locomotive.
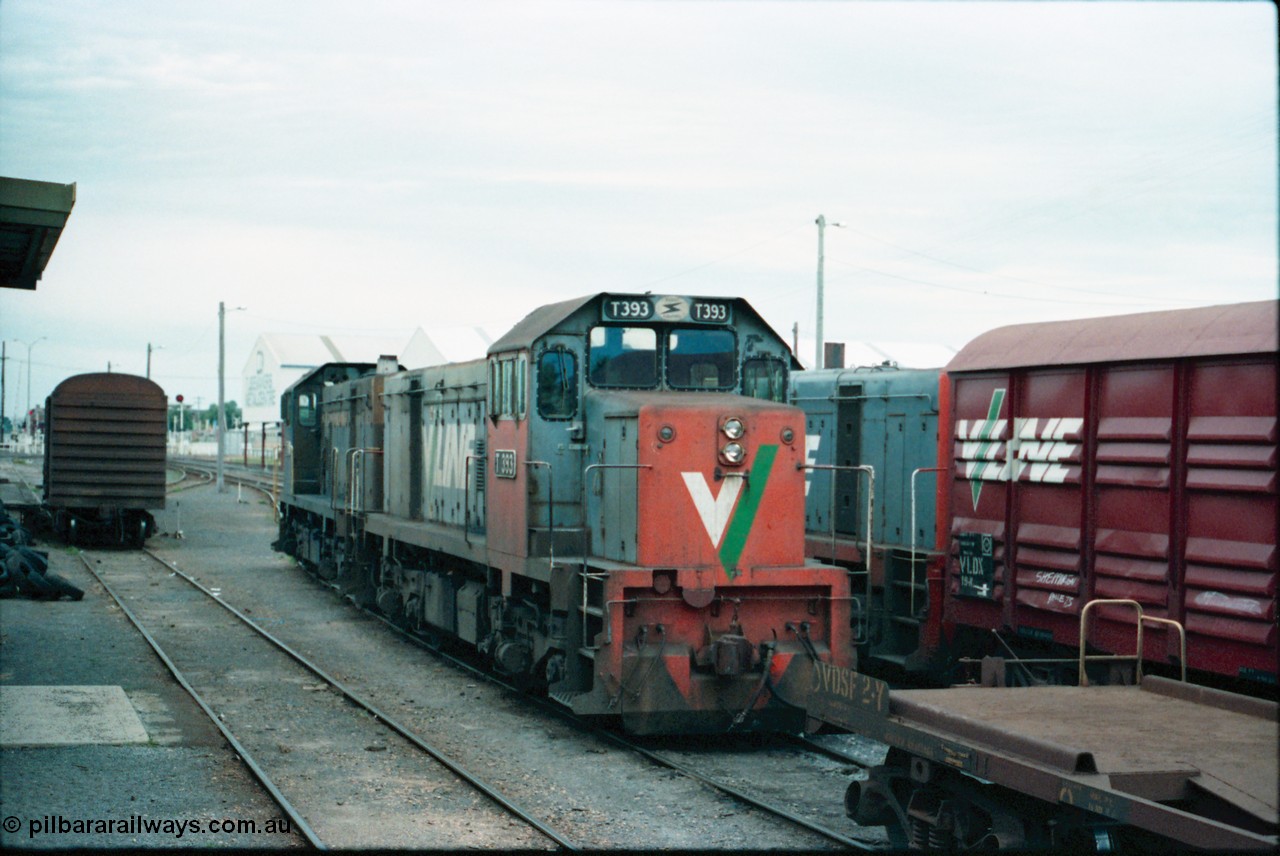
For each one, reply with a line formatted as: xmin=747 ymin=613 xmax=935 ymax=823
xmin=789 ymin=364 xmax=942 ymax=675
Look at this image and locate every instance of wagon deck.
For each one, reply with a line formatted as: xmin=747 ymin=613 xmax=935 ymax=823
xmin=791 ymin=661 xmax=1278 ymax=850
xmin=890 ymin=678 xmax=1277 ymax=835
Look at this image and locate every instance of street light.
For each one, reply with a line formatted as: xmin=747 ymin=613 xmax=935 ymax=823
xmin=815 ymin=215 xmax=843 ymax=370
xmin=147 ymin=343 xmax=163 ymax=379
xmin=20 ymin=337 xmax=48 ymax=433
xmin=217 ymin=302 xmax=246 ymax=492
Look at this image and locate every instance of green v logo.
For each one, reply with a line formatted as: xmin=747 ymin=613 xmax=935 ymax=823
xmin=681 ymin=444 xmax=778 ymax=580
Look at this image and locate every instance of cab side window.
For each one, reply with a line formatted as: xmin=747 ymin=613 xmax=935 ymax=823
xmin=537 ymin=348 xmax=578 ymax=419
xmin=297 ymin=392 xmax=317 ymax=427
xmin=743 ymin=357 xmax=788 ymax=402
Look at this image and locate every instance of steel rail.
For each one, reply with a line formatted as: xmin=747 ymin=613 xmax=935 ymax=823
xmin=141 ymin=547 xmax=579 ymax=852
xmin=362 ymin=610 xmax=878 ymax=851
xmin=76 ymin=552 xmax=325 ymax=850
xmin=206 ymin=457 xmax=878 ymax=850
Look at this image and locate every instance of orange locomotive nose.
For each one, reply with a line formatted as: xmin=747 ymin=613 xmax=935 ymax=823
xmin=560 ymin=397 xmax=854 ymax=734
xmin=635 ymin=398 xmax=807 ymax=575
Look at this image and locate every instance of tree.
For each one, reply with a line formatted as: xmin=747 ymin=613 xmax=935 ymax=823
xmin=204 ymin=401 xmax=243 ymax=428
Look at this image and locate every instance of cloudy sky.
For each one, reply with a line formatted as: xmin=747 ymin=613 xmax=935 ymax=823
xmin=2 ymin=0 xmax=1275 ymax=419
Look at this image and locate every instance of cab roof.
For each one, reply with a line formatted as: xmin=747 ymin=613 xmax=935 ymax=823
xmin=487 ymin=292 xmax=802 ymax=369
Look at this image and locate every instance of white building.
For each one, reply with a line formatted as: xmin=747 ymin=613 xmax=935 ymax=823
xmin=239 ymin=327 xmax=493 ymax=427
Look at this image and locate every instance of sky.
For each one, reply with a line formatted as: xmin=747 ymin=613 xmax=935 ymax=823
xmin=1 ymin=0 xmax=1276 ymax=421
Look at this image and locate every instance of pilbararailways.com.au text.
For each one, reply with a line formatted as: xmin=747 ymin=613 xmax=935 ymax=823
xmin=7 ymin=814 xmax=292 ymax=840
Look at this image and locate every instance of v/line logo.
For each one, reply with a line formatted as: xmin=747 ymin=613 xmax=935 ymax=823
xmin=681 ymin=445 xmax=778 ymax=580
xmin=959 ymin=389 xmax=1084 ymax=510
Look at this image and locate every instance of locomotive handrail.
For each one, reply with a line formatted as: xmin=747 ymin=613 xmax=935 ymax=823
xmin=346 ymin=448 xmax=383 ymax=515
xmin=790 ymin=390 xmax=936 ymax=406
xmin=463 ymin=454 xmax=485 ymax=544
xmin=330 ymin=447 xmax=341 ymax=510
xmin=345 ymin=448 xmax=361 ymax=514
xmin=909 ymin=467 xmax=944 ymax=617
xmin=579 ymin=463 xmax=653 ymax=651
xmin=1078 ymin=599 xmax=1187 ymax=686
xmin=525 ymin=460 xmax=555 ymax=566
xmin=798 ymin=462 xmax=874 ymax=645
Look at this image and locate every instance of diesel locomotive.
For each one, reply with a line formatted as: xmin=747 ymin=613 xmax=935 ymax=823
xmin=791 ymin=365 xmax=942 ymax=678
xmin=275 ymin=292 xmax=854 ymax=734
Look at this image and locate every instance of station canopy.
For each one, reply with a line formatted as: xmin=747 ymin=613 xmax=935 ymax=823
xmin=0 ymin=176 xmax=76 ymax=290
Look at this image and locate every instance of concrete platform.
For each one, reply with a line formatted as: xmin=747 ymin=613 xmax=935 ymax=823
xmin=0 ymin=457 xmax=303 ymax=848
xmin=0 ymin=685 xmax=149 ymax=746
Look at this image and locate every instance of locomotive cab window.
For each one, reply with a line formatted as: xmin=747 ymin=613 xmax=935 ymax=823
xmin=667 ymin=328 xmax=736 ymax=390
xmin=537 ymin=348 xmax=578 ymax=419
xmin=489 ymin=356 xmax=527 ymax=420
xmin=588 ymin=326 xmax=657 ymax=388
xmin=516 ymin=356 xmax=527 ymax=418
xmin=743 ymin=356 xmax=788 ymax=402
xmin=297 ymin=392 xmax=317 ymax=427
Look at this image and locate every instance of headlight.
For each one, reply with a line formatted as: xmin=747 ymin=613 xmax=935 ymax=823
xmin=722 ymin=416 xmax=745 ymax=440
xmin=719 ymin=441 xmax=746 ymax=466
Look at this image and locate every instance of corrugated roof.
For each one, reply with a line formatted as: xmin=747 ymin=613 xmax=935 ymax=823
xmin=947 ymin=300 xmax=1278 ymax=373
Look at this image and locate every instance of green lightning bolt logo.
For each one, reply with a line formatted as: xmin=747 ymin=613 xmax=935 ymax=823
xmin=969 ymin=389 xmax=1006 ymax=510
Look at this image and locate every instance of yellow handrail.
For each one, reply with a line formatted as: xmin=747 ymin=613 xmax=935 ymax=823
xmin=1078 ymin=598 xmax=1187 ymax=686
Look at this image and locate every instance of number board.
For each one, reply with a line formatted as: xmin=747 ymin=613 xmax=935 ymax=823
xmin=601 ymin=295 xmax=733 ymax=325
xmin=493 ymin=449 xmax=518 ymax=479
xmin=957 ymin=532 xmax=996 ymax=599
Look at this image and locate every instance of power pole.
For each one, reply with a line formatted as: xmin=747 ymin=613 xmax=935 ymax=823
xmin=815 ymin=214 xmax=826 ymax=370
xmin=217 ymin=302 xmax=226 ymax=492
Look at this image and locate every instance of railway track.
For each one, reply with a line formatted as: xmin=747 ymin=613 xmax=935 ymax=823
xmin=164 ymin=459 xmax=886 ymax=849
xmin=78 ymin=547 xmax=575 ymax=850
xmin=365 ymin=607 xmax=884 ymax=850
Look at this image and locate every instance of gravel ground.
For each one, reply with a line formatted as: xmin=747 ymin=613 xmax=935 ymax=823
xmin=0 ymin=455 xmax=307 ymax=850
xmin=147 ymin=481 xmax=878 ymax=850
xmin=83 ymin=547 xmax=551 ymax=850
xmin=2 ymin=452 xmax=891 ymax=850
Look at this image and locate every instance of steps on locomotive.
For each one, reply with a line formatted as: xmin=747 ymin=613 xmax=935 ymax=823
xmin=548 ymin=689 xmax=585 ymax=707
